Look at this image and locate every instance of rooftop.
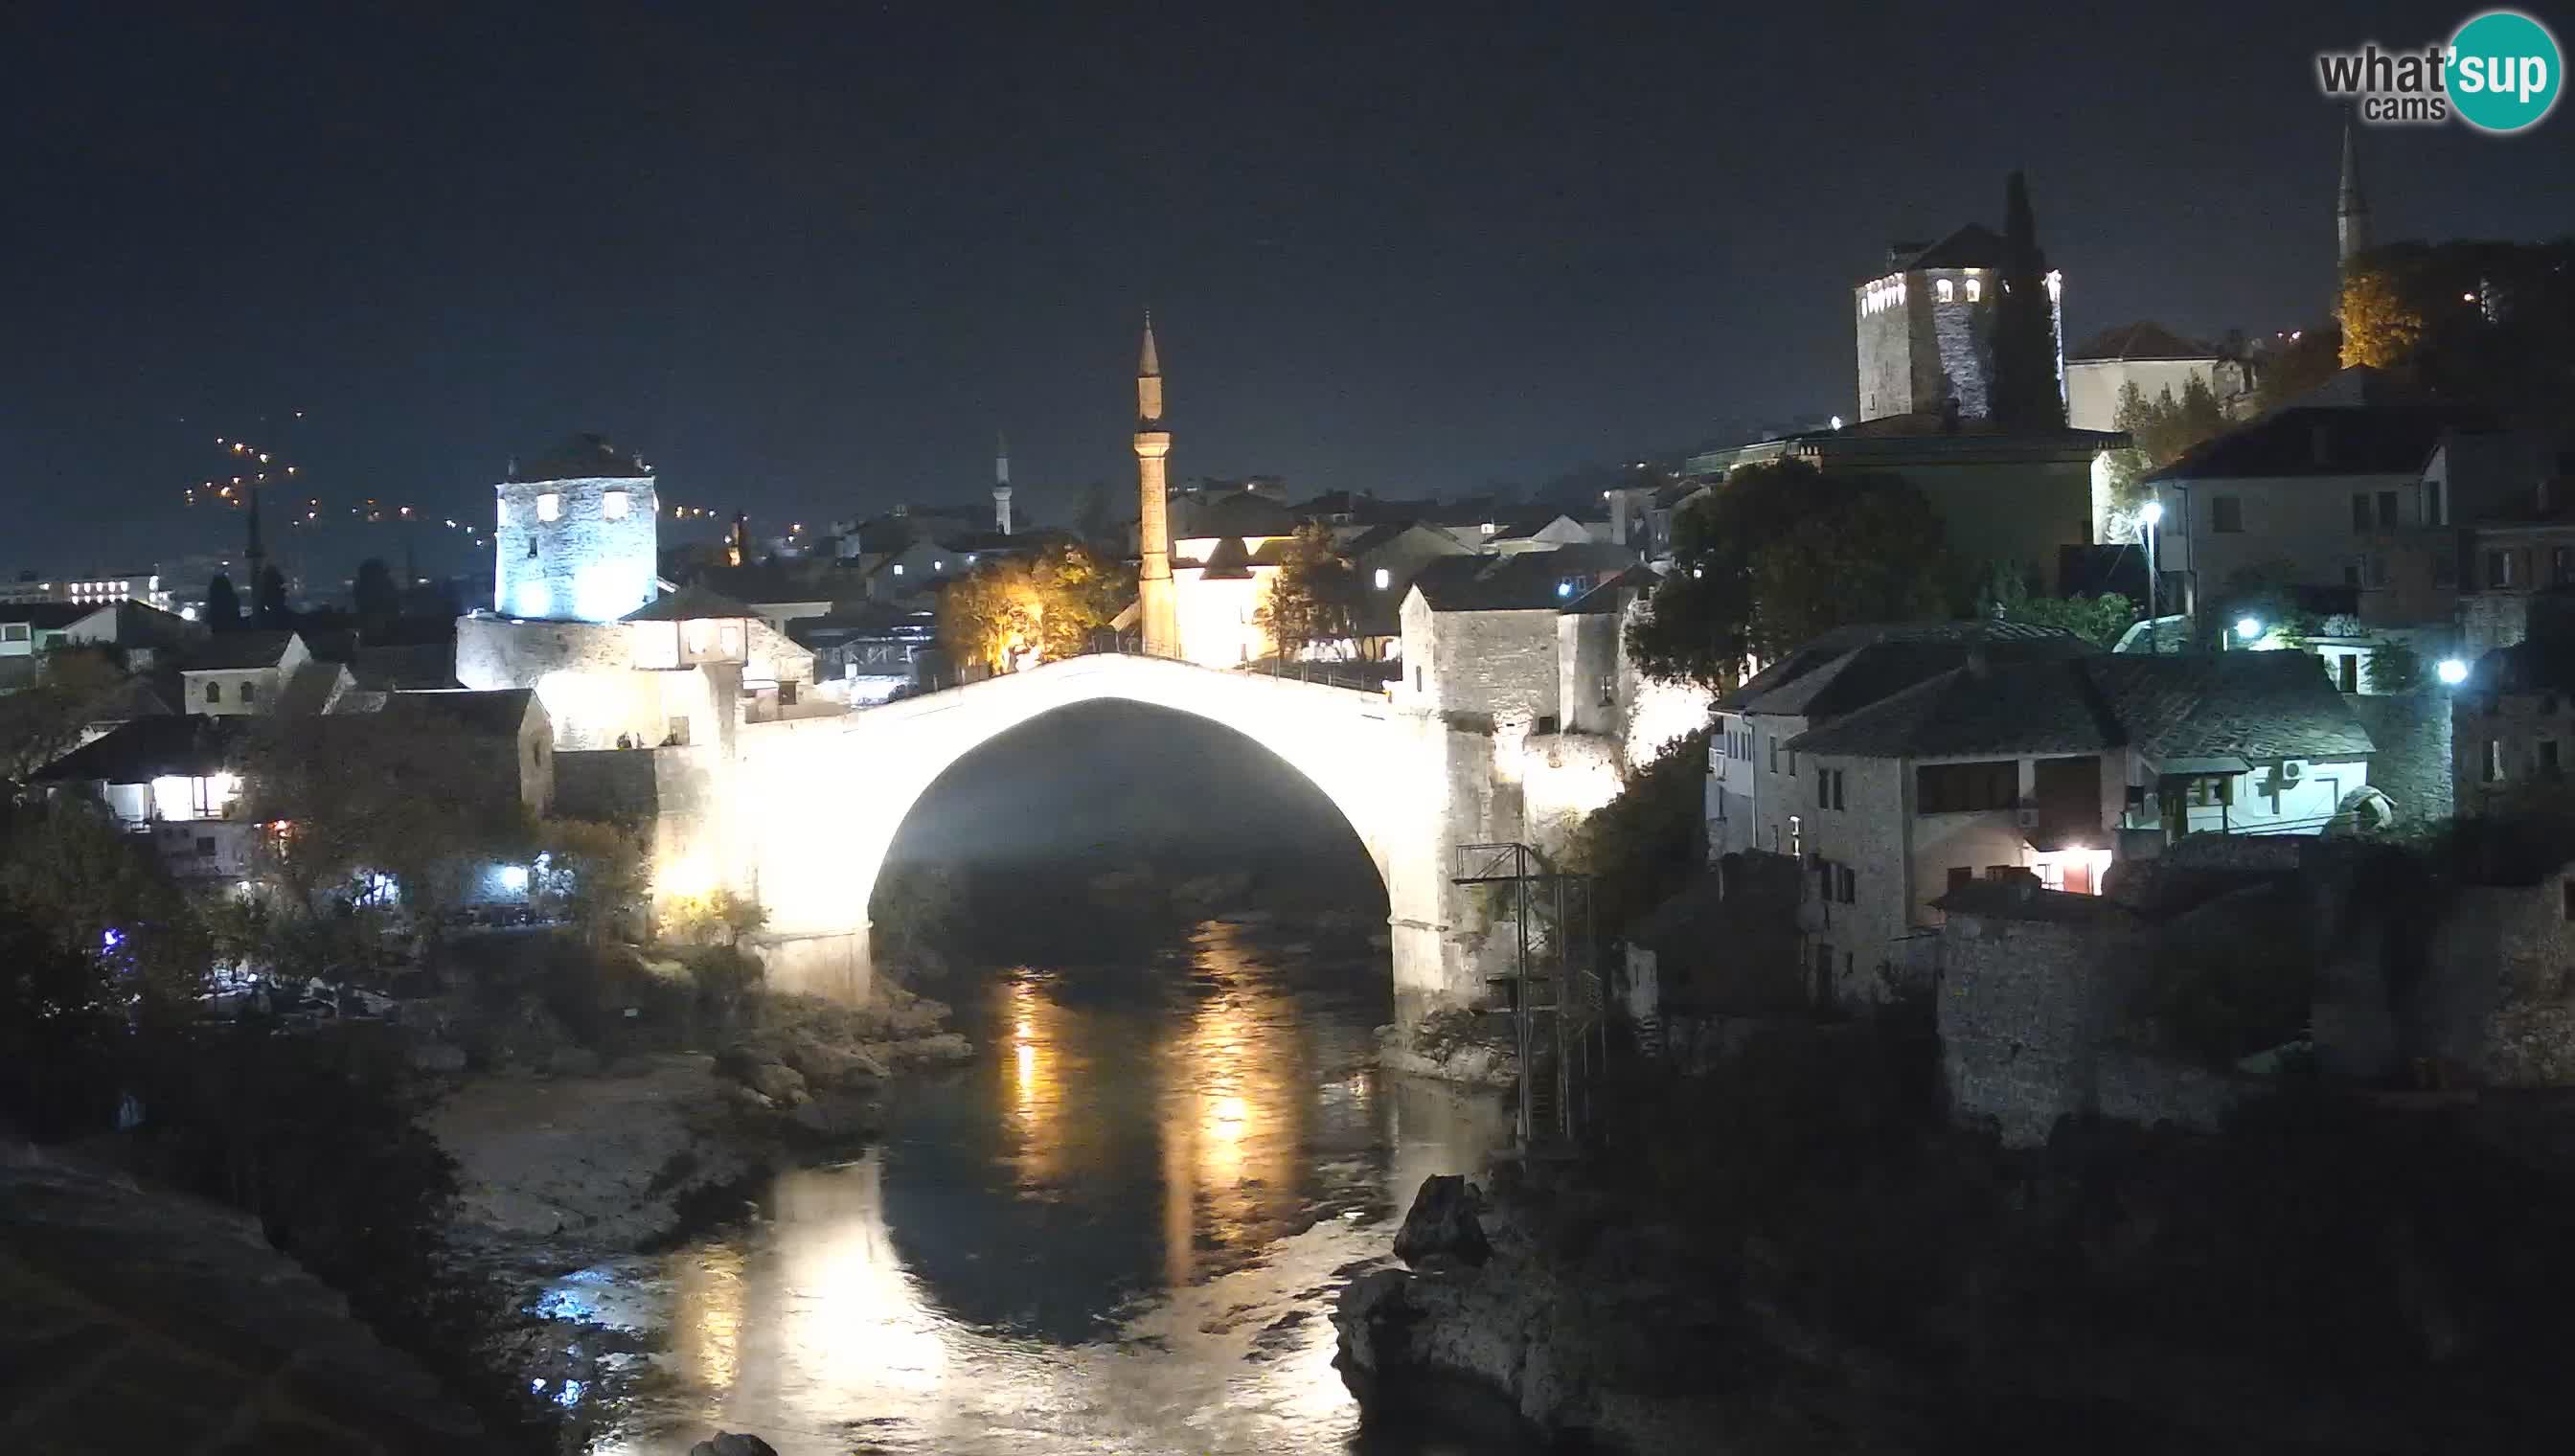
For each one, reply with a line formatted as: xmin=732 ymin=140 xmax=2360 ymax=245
xmin=37 ymin=714 xmax=242 ymax=785
xmin=1408 ymin=543 xmax=1642 ymax=612
xmin=2147 ymin=404 xmax=2494 ymax=482
xmin=511 ymin=433 xmax=651 ymax=483
xmin=621 ymin=584 xmax=758 ymax=624
xmin=1725 ymin=621 xmax=2093 ymax=717
xmin=181 ymin=630 xmax=300 ymax=672
xmin=1880 ymin=222 xmax=2010 ymax=275
xmin=373 ymin=687 xmax=538 ymax=737
xmin=2068 ymin=321 xmax=2222 ymax=363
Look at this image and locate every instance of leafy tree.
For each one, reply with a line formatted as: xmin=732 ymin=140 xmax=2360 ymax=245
xmin=0 ymin=798 xmax=208 ymax=1014
xmin=2250 ymin=324 xmax=2343 ymax=415
xmin=1254 ymin=521 xmax=1361 ymax=661
xmin=662 ymin=888 xmax=766 ymax=947
xmin=1975 ymin=567 xmax=2138 ymax=648
xmin=937 ymin=557 xmax=1040 ymax=675
xmin=1990 ymin=171 xmax=2064 ymax=430
xmin=203 ymin=572 xmax=242 ymax=631
xmin=1029 ymin=540 xmax=1128 ymax=661
xmin=254 ymin=564 xmax=289 ymax=626
xmin=0 ymin=648 xmax=130 ymax=785
xmin=2364 ymin=638 xmax=2423 ymax=693
xmin=2338 ymin=261 xmax=2427 ymax=370
xmin=353 ymin=557 xmax=399 ymax=639
xmin=2100 ymin=377 xmax=2228 ymax=530
xmin=533 ymin=818 xmax=649 ymax=945
xmin=1561 ymin=728 xmax=1712 ymax=942
xmin=1628 ymin=459 xmax=1951 ymax=689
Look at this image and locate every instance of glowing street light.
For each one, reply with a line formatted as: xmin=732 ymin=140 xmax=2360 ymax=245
xmin=2437 ymin=657 xmax=2470 ymax=686
xmin=2235 ymin=617 xmax=2263 ymax=642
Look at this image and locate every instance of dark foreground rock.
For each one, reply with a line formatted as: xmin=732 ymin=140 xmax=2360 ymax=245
xmin=0 ymin=1143 xmax=484 ymax=1453
xmin=691 ymin=1435 xmax=780 ymax=1456
xmin=1391 ymin=1172 xmax=1490 ymax=1268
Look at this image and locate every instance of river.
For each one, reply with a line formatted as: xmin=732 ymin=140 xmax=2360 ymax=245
xmin=548 ymin=911 xmax=1517 ymax=1455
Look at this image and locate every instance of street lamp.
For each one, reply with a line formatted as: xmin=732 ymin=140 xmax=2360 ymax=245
xmin=2140 ymin=501 xmax=2163 ymax=652
xmin=2236 ymin=617 xmax=2264 ymax=643
xmin=2436 ymin=657 xmax=2470 ymax=686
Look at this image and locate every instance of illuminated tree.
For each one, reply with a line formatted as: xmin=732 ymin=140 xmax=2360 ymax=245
xmin=2101 ymin=375 xmax=2228 ymax=523
xmin=1254 ymin=522 xmax=1361 ymax=661
xmin=2338 ymin=262 xmax=2427 ymax=369
xmin=1029 ymin=540 xmax=1127 ymax=661
xmin=937 ymin=542 xmax=1128 ymax=673
xmin=1975 ymin=565 xmax=2137 ymax=648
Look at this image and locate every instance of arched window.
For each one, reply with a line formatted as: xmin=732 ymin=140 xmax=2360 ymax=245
xmin=1966 ymin=277 xmax=1983 ymax=303
xmin=240 ymin=682 xmax=257 ymax=705
xmin=1936 ymin=278 xmax=1954 ymax=303
xmin=205 ymin=680 xmax=221 ymax=704
xmin=536 ymin=492 xmax=562 ymax=522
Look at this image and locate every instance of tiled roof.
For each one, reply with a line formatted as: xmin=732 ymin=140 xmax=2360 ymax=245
xmin=1409 ymin=543 xmax=1641 ymax=612
xmin=2068 ymin=322 xmax=2219 ymax=363
xmin=1889 ymin=223 xmax=2009 ymax=272
xmin=181 ymin=629 xmax=299 ymax=671
xmin=37 ymin=714 xmax=242 ymax=784
xmin=1726 ymin=621 xmax=2092 ymax=716
xmin=622 ymin=584 xmax=758 ymax=623
xmin=374 ymin=687 xmax=537 ymax=737
xmin=1787 ymin=649 xmax=2374 ymax=763
xmin=2147 ymin=405 xmax=2493 ymax=482
xmin=0 ymin=603 xmax=90 ymax=629
xmin=1172 ymin=489 xmax=1298 ymax=539
xmin=512 ymin=433 xmax=650 ymax=482
xmin=350 ymin=643 xmax=458 ymax=692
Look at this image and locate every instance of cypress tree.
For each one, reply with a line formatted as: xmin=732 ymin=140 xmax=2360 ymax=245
xmin=202 ymin=573 xmax=240 ymax=631
xmin=1992 ymin=171 xmax=2064 ymax=430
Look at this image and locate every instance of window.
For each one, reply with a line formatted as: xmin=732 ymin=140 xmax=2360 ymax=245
xmin=2352 ymin=492 xmax=2372 ymax=532
xmin=2210 ymin=495 xmax=2243 ymax=534
xmin=2427 ymin=479 xmax=2445 ymax=525
xmin=778 ymin=680 xmax=799 ymax=707
xmin=2485 ymin=739 xmax=2506 ymax=785
xmin=1836 ymin=864 xmax=1856 ymax=903
xmin=2488 ymin=550 xmax=2515 ymax=589
xmin=1598 ymin=673 xmax=1616 ymax=707
xmin=603 ymin=489 xmax=629 ymax=520
xmin=205 ymin=681 xmax=221 ymax=704
xmin=1966 ymin=277 xmax=1982 ymax=303
xmin=536 ymin=492 xmax=561 ymax=522
xmin=1789 ymin=814 xmax=1802 ymax=860
xmin=2377 ymin=489 xmax=2401 ymax=527
xmin=1788 ymin=751 xmax=1798 ymax=778
xmin=893 ymin=563 xmax=904 ymax=575
xmin=1817 ymin=767 xmax=1845 ymax=809
xmin=2185 ymin=775 xmax=2234 ymax=807
xmin=1374 ymin=567 xmax=1391 ymax=590
xmin=0 ymin=624 xmax=26 ymax=643
xmin=239 ymin=682 xmax=257 ymax=705
xmin=2554 ymin=546 xmax=2575 ymax=587
xmin=1413 ymin=667 xmax=1424 ymax=693
xmin=1984 ymin=865 xmax=2014 ymax=879
xmin=2368 ymin=553 xmax=2389 ymax=588
xmin=2542 ymin=739 xmax=2562 ymax=778
xmin=1769 ymin=738 xmax=1779 ymax=774
xmin=1935 ymin=278 xmax=1954 ymax=303
xmin=1916 ymin=760 xmax=2018 ymax=813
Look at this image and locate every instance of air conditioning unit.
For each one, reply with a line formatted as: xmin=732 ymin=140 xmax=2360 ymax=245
xmin=2014 ymin=807 xmax=2041 ymax=829
xmin=2277 ymin=760 xmax=2304 ymax=784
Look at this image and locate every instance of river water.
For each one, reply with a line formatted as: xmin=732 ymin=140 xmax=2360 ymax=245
xmin=555 ymin=912 xmax=1516 ymax=1455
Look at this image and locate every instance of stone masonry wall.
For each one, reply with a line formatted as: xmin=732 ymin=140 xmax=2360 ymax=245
xmin=493 ymin=474 xmax=658 ymax=624
xmin=1429 ymin=609 xmax=1561 ymax=733
xmin=2347 ymin=688 xmax=2453 ymax=825
xmin=1938 ymin=910 xmax=2138 ymax=1148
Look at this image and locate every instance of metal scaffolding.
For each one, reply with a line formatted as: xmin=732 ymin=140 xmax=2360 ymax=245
xmin=1452 ymin=842 xmax=1605 ymax=1149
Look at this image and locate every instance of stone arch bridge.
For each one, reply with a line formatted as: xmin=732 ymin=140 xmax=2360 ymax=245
xmin=642 ymin=653 xmax=1611 ymax=1027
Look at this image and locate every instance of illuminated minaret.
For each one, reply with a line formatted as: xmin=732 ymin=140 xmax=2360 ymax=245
xmin=2336 ymin=123 xmax=2371 ymax=269
xmin=1133 ymin=313 xmax=1179 ymax=657
xmin=992 ymin=430 xmax=1014 ymax=536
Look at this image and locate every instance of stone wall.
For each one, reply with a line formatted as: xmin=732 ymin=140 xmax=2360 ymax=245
xmin=1937 ymin=906 xmax=2142 ymax=1148
xmin=493 ymin=473 xmax=658 ymax=623
xmin=1423 ymin=606 xmax=1561 ymax=732
xmin=2346 ymin=688 xmax=2453 ymax=825
xmin=1928 ymin=283 xmax=1992 ymax=420
xmin=2420 ymin=876 xmax=2575 ymax=1086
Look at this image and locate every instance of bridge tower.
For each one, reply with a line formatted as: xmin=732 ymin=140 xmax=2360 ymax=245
xmin=1134 ymin=314 xmax=1180 ymax=657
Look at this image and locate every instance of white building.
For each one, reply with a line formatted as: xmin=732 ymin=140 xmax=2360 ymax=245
xmin=1775 ymin=649 xmax=2373 ymax=1005
xmin=2062 ymin=322 xmax=2254 ymax=433
xmin=1395 ymin=545 xmax=1642 ymax=730
xmin=179 ymin=631 xmax=316 ymax=716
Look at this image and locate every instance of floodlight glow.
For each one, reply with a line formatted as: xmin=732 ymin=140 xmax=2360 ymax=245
xmin=2236 ymin=617 xmax=2262 ymax=641
xmin=2437 ymin=657 xmax=2469 ymax=686
xmin=2140 ymin=501 xmax=2163 ymax=527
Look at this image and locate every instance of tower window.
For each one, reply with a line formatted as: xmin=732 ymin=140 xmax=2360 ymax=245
xmin=1936 ymin=279 xmax=1955 ymax=303
xmin=536 ymin=492 xmax=562 ymax=522
xmin=1966 ymin=278 xmax=1982 ymax=303
xmin=603 ymin=489 xmax=628 ymax=520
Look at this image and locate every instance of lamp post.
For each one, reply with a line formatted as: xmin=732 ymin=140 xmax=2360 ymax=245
xmin=2140 ymin=499 xmax=2164 ymax=653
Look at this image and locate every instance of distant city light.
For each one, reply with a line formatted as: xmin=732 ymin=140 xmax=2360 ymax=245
xmin=1830 ymin=415 xmax=1844 ymax=430
xmin=2140 ymin=500 xmax=2163 ymax=527
xmin=2437 ymin=657 xmax=2470 ymax=686
xmin=2235 ymin=617 xmax=2263 ymax=641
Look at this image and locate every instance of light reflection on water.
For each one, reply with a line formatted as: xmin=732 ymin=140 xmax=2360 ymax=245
xmin=577 ymin=919 xmax=1513 ymax=1456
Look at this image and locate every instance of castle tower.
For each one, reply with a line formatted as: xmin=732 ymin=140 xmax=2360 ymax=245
xmin=492 ymin=433 xmax=659 ymax=622
xmin=2336 ymin=123 xmax=2371 ymax=268
xmin=1133 ymin=314 xmax=1179 ymax=657
xmin=992 ymin=430 xmax=1014 ymax=536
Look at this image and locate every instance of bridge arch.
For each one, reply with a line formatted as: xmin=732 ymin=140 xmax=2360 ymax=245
xmin=725 ymin=655 xmax=1480 ymax=1020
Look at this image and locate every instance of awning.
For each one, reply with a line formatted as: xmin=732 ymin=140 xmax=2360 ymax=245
xmin=2155 ymin=755 xmax=2251 ymax=777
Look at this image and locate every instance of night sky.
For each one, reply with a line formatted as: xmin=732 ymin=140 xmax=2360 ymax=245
xmin=8 ymin=2 xmax=2573 ymax=583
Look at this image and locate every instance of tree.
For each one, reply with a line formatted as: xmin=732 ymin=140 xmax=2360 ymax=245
xmin=203 ymin=573 xmax=242 ymax=632
xmin=352 ymin=557 xmax=399 ymax=639
xmin=0 ymin=799 xmax=207 ymax=1015
xmin=532 ymin=818 xmax=649 ymax=945
xmin=1628 ymin=460 xmax=1952 ymax=689
xmin=0 ymin=648 xmax=129 ymax=785
xmin=1561 ymin=728 xmax=1712 ymax=942
xmin=1990 ymin=171 xmax=2065 ymax=430
xmin=1254 ymin=522 xmax=1361 ymax=661
xmin=2249 ymin=323 xmax=2342 ymax=415
xmin=254 ymin=564 xmax=289 ymax=626
xmin=2364 ymin=638 xmax=2423 ymax=694
xmin=936 ymin=557 xmax=1041 ymax=675
xmin=2100 ymin=376 xmax=2228 ymax=530
xmin=1029 ymin=540 xmax=1128 ymax=661
xmin=2338 ymin=260 xmax=2427 ymax=370
xmin=1975 ymin=567 xmax=2138 ymax=648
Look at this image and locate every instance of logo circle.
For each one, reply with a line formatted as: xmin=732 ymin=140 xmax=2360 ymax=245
xmin=2450 ymin=10 xmax=2563 ymax=133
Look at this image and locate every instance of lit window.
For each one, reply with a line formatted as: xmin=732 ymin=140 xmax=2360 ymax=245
xmin=893 ymin=564 xmax=904 ymax=576
xmin=603 ymin=489 xmax=628 ymax=520
xmin=1966 ymin=277 xmax=1983 ymax=303
xmin=1374 ymin=567 xmax=1391 ymax=590
xmin=934 ymin=560 xmax=944 ymax=571
xmin=1936 ymin=279 xmax=1955 ymax=303
xmin=536 ymin=492 xmax=561 ymax=522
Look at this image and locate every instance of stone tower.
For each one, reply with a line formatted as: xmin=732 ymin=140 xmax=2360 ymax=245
xmin=492 ymin=433 xmax=659 ymax=623
xmin=2336 ymin=123 xmax=2371 ymax=268
xmin=1133 ymin=314 xmax=1179 ymax=657
xmin=992 ymin=430 xmax=1014 ymax=536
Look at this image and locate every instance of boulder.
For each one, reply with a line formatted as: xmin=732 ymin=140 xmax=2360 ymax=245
xmin=888 ymin=1031 xmax=973 ymax=1065
xmin=741 ymin=1060 xmax=809 ymax=1106
xmin=785 ymin=1089 xmax=882 ymax=1143
xmin=780 ymin=1034 xmax=889 ymax=1089
xmin=690 ymin=1436 xmax=779 ymax=1456
xmin=1393 ymin=1174 xmax=1491 ymax=1269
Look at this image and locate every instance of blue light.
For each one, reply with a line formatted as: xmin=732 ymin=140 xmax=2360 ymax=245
xmin=1557 ymin=580 xmax=1574 ymax=599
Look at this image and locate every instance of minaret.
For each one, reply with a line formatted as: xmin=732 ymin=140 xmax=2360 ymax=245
xmin=992 ymin=430 xmax=1014 ymax=536
xmin=1133 ymin=313 xmax=1180 ymax=657
xmin=2336 ymin=123 xmax=2371 ymax=268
